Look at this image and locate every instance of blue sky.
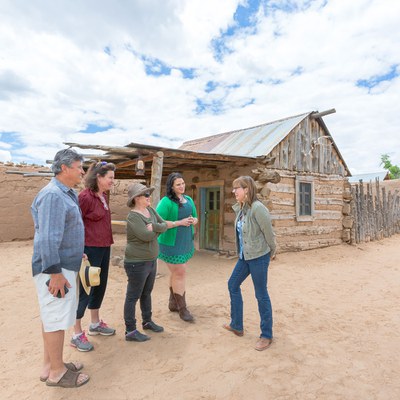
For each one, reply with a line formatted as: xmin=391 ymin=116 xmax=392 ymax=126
xmin=0 ymin=0 xmax=399 ymax=173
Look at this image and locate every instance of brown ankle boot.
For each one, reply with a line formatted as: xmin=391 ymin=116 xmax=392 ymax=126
xmin=174 ymin=292 xmax=194 ymax=322
xmin=169 ymin=287 xmax=178 ymax=312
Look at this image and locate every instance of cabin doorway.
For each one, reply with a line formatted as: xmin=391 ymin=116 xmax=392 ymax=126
xmin=199 ymin=185 xmax=222 ymax=250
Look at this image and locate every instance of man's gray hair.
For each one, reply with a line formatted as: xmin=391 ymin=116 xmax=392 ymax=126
xmin=51 ymin=148 xmax=84 ymax=175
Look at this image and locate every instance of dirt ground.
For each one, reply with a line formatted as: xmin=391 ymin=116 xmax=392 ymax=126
xmin=0 ymin=234 xmax=399 ymax=400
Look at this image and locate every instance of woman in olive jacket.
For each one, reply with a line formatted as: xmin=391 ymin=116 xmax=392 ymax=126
xmin=223 ymin=176 xmax=276 ymax=351
xmin=123 ymin=183 xmax=171 ymax=342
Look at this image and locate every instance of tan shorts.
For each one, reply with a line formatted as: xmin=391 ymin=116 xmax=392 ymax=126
xmin=34 ymin=269 xmax=78 ymax=332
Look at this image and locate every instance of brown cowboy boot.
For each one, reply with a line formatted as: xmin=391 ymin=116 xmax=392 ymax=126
xmin=173 ymin=292 xmax=194 ymax=322
xmin=169 ymin=287 xmax=178 ymax=312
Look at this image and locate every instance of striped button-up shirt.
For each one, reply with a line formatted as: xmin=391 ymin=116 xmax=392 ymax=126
xmin=31 ymin=177 xmax=84 ymax=276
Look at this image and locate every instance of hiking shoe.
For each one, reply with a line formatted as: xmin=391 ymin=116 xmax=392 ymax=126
xmin=88 ymin=320 xmax=116 ymax=336
xmin=70 ymin=331 xmax=94 ymax=352
xmin=125 ymin=330 xmax=150 ymax=342
xmin=143 ymin=321 xmax=164 ymax=333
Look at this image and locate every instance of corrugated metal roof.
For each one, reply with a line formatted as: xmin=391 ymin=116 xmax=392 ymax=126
xmin=181 ymin=112 xmax=309 ymax=157
xmin=348 ymin=171 xmax=389 ymax=183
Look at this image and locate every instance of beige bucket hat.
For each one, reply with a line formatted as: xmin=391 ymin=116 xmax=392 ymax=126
xmin=79 ymin=259 xmax=101 ymax=295
xmin=126 ymin=182 xmax=155 ymax=207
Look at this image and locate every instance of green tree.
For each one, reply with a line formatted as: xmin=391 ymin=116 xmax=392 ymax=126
xmin=380 ymin=154 xmax=400 ymax=179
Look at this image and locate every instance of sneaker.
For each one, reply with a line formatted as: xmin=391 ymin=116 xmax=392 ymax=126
xmin=88 ymin=320 xmax=116 ymax=336
xmin=143 ymin=321 xmax=164 ymax=333
xmin=71 ymin=331 xmax=94 ymax=352
xmin=125 ymin=330 xmax=150 ymax=342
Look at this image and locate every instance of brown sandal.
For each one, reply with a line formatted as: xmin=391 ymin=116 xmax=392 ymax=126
xmin=40 ymin=362 xmax=84 ymax=382
xmin=46 ymin=369 xmax=89 ymax=388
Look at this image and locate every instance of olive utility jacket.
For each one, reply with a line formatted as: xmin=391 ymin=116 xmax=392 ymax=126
xmin=232 ymin=200 xmax=276 ymax=260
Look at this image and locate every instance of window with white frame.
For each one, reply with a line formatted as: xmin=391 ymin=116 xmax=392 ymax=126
xmin=296 ymin=176 xmax=314 ymax=221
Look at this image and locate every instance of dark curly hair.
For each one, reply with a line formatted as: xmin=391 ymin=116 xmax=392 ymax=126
xmin=166 ymin=172 xmax=184 ymax=206
xmin=85 ymin=161 xmax=116 ymax=192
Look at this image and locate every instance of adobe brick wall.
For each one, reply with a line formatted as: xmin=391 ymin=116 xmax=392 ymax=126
xmin=0 ymin=164 xmax=50 ymax=242
xmin=0 ymin=163 xmax=133 ymax=242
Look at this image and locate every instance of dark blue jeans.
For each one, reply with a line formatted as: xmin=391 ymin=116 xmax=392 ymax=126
xmin=76 ymin=246 xmax=111 ymax=319
xmin=228 ymin=253 xmax=272 ymax=339
xmin=123 ymin=260 xmax=157 ymax=332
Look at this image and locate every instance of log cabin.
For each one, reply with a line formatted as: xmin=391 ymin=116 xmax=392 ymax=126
xmin=66 ymin=109 xmax=352 ymax=253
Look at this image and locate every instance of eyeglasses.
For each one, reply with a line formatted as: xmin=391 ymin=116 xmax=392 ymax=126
xmin=143 ymin=193 xmax=151 ymax=198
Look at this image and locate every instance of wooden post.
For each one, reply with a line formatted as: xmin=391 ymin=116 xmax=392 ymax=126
xmin=375 ymin=179 xmax=381 ymax=239
xmin=382 ymin=187 xmax=387 ymax=237
xmin=150 ymin=151 xmax=164 ymax=208
xmin=350 ymin=186 xmax=357 ymax=244
xmin=366 ymin=182 xmax=373 ymax=241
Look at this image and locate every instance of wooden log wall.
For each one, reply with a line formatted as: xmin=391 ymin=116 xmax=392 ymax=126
xmin=350 ymin=180 xmax=400 ymax=243
xmin=262 ymin=170 xmax=346 ymax=252
xmin=269 ymin=118 xmax=347 ymax=177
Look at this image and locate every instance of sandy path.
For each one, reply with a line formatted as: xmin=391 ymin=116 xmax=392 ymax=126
xmin=0 ymin=234 xmax=399 ymax=399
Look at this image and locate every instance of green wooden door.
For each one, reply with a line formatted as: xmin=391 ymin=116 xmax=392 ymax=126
xmin=200 ymin=187 xmax=220 ymax=250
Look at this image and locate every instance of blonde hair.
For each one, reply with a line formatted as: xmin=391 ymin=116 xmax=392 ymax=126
xmin=232 ymin=176 xmax=258 ymax=205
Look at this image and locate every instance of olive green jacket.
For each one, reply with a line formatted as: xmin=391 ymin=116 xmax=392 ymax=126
xmin=125 ymin=207 xmax=168 ymax=262
xmin=233 ymin=200 xmax=276 ymax=260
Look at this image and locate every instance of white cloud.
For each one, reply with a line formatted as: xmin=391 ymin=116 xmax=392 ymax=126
xmin=0 ymin=0 xmax=399 ymax=174
xmin=0 ymin=149 xmax=12 ymax=162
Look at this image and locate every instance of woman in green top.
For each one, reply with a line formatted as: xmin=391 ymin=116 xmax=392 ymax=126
xmin=124 ymin=183 xmax=172 ymax=342
xmin=156 ymin=172 xmax=198 ymax=322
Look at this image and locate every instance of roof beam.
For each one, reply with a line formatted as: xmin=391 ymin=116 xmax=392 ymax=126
xmin=115 ymin=154 xmax=155 ymax=168
xmin=310 ymin=108 xmax=336 ymax=119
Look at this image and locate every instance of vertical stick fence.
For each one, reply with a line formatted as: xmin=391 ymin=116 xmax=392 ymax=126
xmin=351 ymin=179 xmax=400 ymax=243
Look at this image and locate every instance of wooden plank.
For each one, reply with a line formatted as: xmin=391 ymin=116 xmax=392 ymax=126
xmin=271 ymin=198 xmax=295 ymax=207
xmin=313 ymin=210 xmax=342 ymax=220
xmin=150 ymin=151 xmax=164 ymax=208
xmin=116 ymin=154 xmax=155 ymax=169
xmin=267 ymin=183 xmax=295 ymax=194
xmin=310 ymin=109 xmax=336 ymax=119
xmin=278 ymin=238 xmax=342 ymax=252
xmin=314 ymin=198 xmax=344 ymax=206
xmin=315 ymin=186 xmax=344 ymax=195
xmin=296 ymin=127 xmax=302 ymax=171
xmin=276 ymin=225 xmax=341 ymax=236
xmin=23 ymin=173 xmax=54 ymax=177
xmin=6 ymin=170 xmax=54 ymax=177
xmin=112 ymin=220 xmax=127 ymax=226
xmin=5 ymin=170 xmax=27 ymax=175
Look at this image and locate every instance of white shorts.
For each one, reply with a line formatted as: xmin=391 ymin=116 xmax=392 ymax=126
xmin=34 ymin=269 xmax=78 ymax=332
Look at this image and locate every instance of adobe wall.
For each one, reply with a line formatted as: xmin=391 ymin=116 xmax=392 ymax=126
xmin=0 ymin=164 xmax=133 ymax=242
xmin=0 ymin=164 xmax=50 ymax=242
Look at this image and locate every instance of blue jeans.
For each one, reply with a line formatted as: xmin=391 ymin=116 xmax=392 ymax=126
xmin=228 ymin=253 xmax=272 ymax=339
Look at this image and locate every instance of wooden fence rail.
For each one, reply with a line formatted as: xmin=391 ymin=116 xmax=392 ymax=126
xmin=351 ymin=180 xmax=400 ymax=243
